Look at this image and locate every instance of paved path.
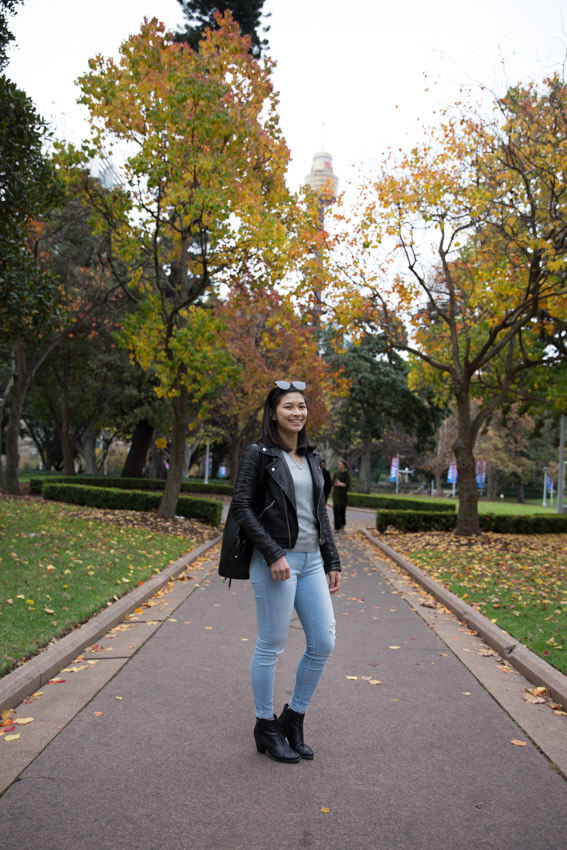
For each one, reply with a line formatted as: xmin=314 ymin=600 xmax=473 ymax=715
xmin=1 ymin=524 xmax=566 ymax=849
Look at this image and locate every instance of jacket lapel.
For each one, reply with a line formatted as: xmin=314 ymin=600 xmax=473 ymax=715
xmin=260 ymin=443 xmax=296 ymax=508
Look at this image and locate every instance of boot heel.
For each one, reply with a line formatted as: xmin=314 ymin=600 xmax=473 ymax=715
xmin=255 ymin=741 xmax=266 ymax=754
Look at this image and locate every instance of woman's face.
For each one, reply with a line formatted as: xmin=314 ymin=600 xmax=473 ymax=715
xmin=338 ymin=461 xmax=346 ymax=472
xmin=272 ymin=391 xmax=307 ymax=443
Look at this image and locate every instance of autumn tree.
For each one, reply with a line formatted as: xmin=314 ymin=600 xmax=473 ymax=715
xmin=175 ymin=0 xmax=269 ymax=56
xmin=78 ymin=15 xmax=302 ymax=517
xmin=210 ymin=284 xmax=331 ymax=480
xmin=476 ymin=405 xmax=535 ymax=501
xmin=322 ymin=332 xmax=437 ymax=492
xmin=418 ymin=409 xmax=458 ymax=495
xmin=332 ymin=75 xmax=567 ymax=534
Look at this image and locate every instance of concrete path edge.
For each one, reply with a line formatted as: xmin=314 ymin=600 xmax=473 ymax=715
xmin=0 ymin=534 xmax=222 ymax=713
xmin=362 ymin=529 xmax=567 ymax=709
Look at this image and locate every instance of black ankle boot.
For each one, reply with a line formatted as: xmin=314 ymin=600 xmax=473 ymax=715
xmin=254 ymin=716 xmax=301 ymax=763
xmin=278 ymin=703 xmax=314 ymax=760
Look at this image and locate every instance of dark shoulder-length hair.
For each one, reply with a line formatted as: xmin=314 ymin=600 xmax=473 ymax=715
xmin=259 ymin=386 xmax=316 ymax=455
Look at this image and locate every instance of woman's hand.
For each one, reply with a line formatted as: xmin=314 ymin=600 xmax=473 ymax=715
xmin=270 ymin=556 xmax=290 ymax=582
xmin=328 ymin=570 xmax=341 ymax=595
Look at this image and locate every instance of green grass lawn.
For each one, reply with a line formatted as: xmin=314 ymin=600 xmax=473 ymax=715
xmin=0 ymin=498 xmax=212 ymax=678
xmin=379 ymin=530 xmax=567 ymax=675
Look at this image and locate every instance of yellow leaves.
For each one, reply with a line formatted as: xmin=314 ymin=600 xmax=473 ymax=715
xmin=345 ymin=675 xmax=382 ymax=686
xmin=510 ymin=739 xmax=527 ymax=747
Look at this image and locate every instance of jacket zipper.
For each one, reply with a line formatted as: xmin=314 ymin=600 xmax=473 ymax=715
xmin=258 ymin=500 xmax=276 ymax=520
xmin=315 ymin=483 xmax=325 ymax=545
xmin=280 ymin=485 xmax=293 ymax=547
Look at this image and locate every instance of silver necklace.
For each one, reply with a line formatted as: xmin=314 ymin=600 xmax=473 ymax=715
xmin=289 ymin=453 xmax=304 ymax=470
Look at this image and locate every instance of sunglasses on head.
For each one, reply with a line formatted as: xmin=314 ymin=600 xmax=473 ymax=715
xmin=274 ymin=380 xmax=306 ymax=391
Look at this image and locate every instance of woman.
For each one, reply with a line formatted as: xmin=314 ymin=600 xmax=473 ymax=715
xmin=332 ymin=459 xmax=350 ymax=532
xmin=232 ymin=380 xmax=341 ymax=763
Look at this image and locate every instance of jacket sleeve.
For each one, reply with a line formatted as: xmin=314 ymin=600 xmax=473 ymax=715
xmin=318 ymin=489 xmax=341 ymax=573
xmin=231 ymin=444 xmax=286 ymax=567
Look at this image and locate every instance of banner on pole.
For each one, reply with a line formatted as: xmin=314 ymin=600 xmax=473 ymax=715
xmin=389 ymin=456 xmax=399 ymax=482
xmin=476 ymin=460 xmax=487 ymax=489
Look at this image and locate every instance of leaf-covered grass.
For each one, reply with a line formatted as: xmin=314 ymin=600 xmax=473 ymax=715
xmin=379 ymin=531 xmax=567 ymax=674
xmin=0 ymin=498 xmax=217 ymax=678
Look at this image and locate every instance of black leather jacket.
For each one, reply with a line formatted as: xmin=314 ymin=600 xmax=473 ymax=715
xmin=231 ymin=441 xmax=341 ymax=573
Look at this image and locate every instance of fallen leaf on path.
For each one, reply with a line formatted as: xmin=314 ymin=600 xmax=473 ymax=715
xmin=388 ymin=646 xmax=401 ymax=650
xmin=4 ymin=734 xmax=20 ymax=742
xmin=320 ymin=807 xmax=330 ymax=814
xmin=511 ymin=739 xmax=527 ymax=747
xmin=13 ymin=717 xmax=34 ymax=725
xmin=47 ymin=678 xmax=66 ymax=685
xmin=522 ymin=689 xmax=546 ymax=705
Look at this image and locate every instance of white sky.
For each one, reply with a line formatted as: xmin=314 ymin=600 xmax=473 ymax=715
xmin=6 ymin=0 xmax=567 ymax=192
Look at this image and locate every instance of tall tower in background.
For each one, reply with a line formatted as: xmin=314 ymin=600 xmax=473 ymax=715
xmin=304 ymin=151 xmax=339 ymax=323
xmin=304 ymin=151 xmax=339 ymax=201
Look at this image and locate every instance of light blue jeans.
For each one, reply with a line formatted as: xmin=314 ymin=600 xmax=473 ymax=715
xmin=250 ymin=548 xmax=336 ymax=719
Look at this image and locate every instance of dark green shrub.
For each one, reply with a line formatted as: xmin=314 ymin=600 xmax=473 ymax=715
xmin=376 ymin=509 xmax=567 ymax=534
xmin=376 ymin=510 xmax=457 ymax=533
xmin=41 ymin=483 xmax=222 ymax=526
xmin=30 ymin=475 xmax=233 ymax=497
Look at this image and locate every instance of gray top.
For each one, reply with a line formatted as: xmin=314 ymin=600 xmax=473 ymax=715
xmin=282 ymin=452 xmax=320 ymax=552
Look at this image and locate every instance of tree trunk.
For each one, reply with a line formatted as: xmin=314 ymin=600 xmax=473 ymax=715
xmin=435 ymin=468 xmax=442 ymax=495
xmin=4 ymin=341 xmax=32 ymax=495
xmin=121 ymin=419 xmax=153 ymax=478
xmin=77 ymin=429 xmax=97 ymax=474
xmin=182 ymin=438 xmax=201 ymax=478
xmin=357 ymin=438 xmax=372 ymax=493
xmin=157 ymin=388 xmax=189 ymax=518
xmin=60 ymin=352 xmax=75 ymax=475
xmin=453 ymin=388 xmax=481 ymax=535
xmin=0 ymin=367 xmax=15 ymax=488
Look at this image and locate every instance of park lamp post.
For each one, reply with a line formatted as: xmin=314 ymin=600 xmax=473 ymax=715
xmin=543 ymin=466 xmax=549 ymax=508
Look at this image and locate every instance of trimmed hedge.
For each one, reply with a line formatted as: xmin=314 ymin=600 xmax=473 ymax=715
xmin=376 ymin=509 xmax=567 ymax=534
xmin=30 ymin=475 xmax=233 ymax=497
xmin=376 ymin=509 xmax=457 ymax=533
xmin=41 ymin=483 xmax=222 ymax=526
xmin=349 ymin=492 xmax=456 ymax=512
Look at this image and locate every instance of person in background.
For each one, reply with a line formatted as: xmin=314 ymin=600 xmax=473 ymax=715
xmin=332 ymin=459 xmax=350 ymax=532
xmin=232 ymin=380 xmax=341 ymax=763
